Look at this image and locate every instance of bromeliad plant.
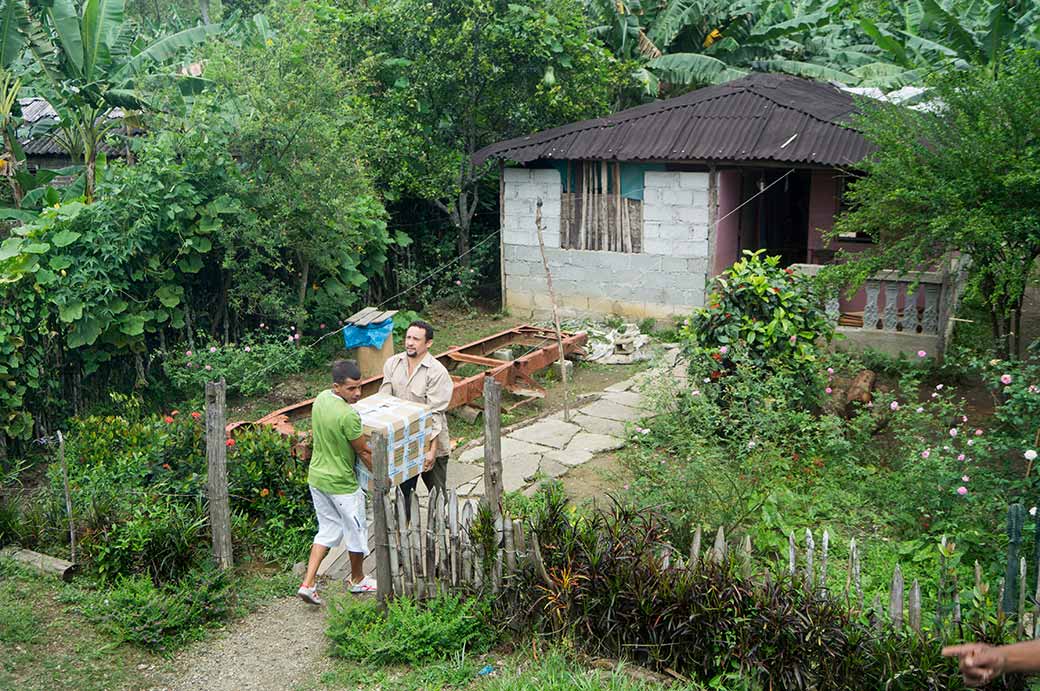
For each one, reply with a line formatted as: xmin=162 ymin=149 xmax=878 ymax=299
xmin=684 ymin=250 xmax=835 ymax=375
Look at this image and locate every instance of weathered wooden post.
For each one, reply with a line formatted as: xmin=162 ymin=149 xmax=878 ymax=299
xmin=57 ymin=431 xmax=75 ymax=564
xmin=205 ymin=379 xmax=233 ymax=570
xmin=534 ymin=198 xmax=571 ymax=422
xmin=1003 ymin=503 xmax=1025 ymax=615
xmin=482 ymin=376 xmax=503 ymax=518
xmin=371 ymin=431 xmax=393 ymax=607
xmin=890 ymin=564 xmax=905 ymax=629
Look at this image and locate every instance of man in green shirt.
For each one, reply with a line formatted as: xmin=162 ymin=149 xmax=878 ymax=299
xmin=298 ymin=360 xmax=374 ymax=605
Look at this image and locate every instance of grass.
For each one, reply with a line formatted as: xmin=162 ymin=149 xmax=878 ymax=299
xmin=0 ymin=557 xmax=303 ymax=691
xmin=310 ymin=646 xmax=710 ymax=691
xmin=0 ymin=560 xmax=162 ymax=691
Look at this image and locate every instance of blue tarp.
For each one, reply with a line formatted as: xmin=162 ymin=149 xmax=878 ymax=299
xmin=342 ymin=318 xmax=393 ymax=349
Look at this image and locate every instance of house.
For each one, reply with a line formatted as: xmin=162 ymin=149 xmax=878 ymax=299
xmin=474 ymin=73 xmax=965 ymax=356
xmin=17 ymin=97 xmax=125 ymax=172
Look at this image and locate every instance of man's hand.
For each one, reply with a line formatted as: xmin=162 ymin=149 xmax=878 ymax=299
xmin=943 ymin=643 xmax=1006 ymax=687
xmin=422 ymin=445 xmax=436 ymax=473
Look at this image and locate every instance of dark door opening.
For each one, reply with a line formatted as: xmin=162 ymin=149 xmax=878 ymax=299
xmin=738 ymin=169 xmax=810 ymax=267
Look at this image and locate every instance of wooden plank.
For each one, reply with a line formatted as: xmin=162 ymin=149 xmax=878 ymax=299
xmin=449 ymin=490 xmax=460 ymax=588
xmin=0 ymin=547 xmax=76 ymax=581
xmin=385 ymin=493 xmax=402 ymax=596
xmin=397 ymin=490 xmax=415 ymax=598
xmin=346 ymin=306 xmax=378 ymax=325
xmin=503 ymin=516 xmax=515 ymax=579
xmin=461 ymin=500 xmax=474 ymax=587
xmin=689 ymin=525 xmax=701 ymax=570
xmin=513 ymin=518 xmax=526 ymax=563
xmin=788 ymin=532 xmax=796 ymax=576
xmin=206 ymin=380 xmax=233 ymax=569
xmin=1019 ymin=556 xmax=1028 ymax=638
xmin=890 ymin=564 xmax=904 ymax=629
xmin=57 ymin=430 xmax=75 ymax=564
xmin=909 ymin=579 xmax=921 ymax=633
xmin=711 ymin=527 xmax=725 ymax=563
xmin=820 ymin=529 xmax=829 ymax=593
xmin=410 ymin=493 xmax=424 ymax=597
xmin=482 ymin=377 xmax=503 ymax=518
xmin=805 ymin=530 xmax=815 ymax=590
xmin=371 ymin=431 xmax=393 ymax=606
xmin=426 ymin=487 xmax=439 ymax=598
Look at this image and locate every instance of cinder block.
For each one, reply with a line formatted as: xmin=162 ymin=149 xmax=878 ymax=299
xmin=642 ymin=221 xmax=661 ymax=239
xmin=642 ymin=188 xmax=662 ymax=205
xmin=643 ymin=203 xmax=674 ymax=223
xmin=689 ymin=223 xmax=709 ymax=241
xmin=645 ymin=171 xmax=679 ymax=189
xmin=630 ymin=253 xmax=663 ymax=272
xmin=492 ymin=348 xmax=514 ymax=361
xmin=504 ymin=168 xmax=533 ymax=185
xmin=661 ymin=256 xmax=688 ymax=273
xmin=587 ymin=295 xmax=623 ymax=315
xmin=641 ymin=237 xmax=670 ymax=255
xmin=530 ymin=169 xmax=561 ymax=185
xmin=601 ymin=252 xmax=632 ymax=272
xmin=552 ymin=359 xmax=574 ymax=379
xmin=662 ymin=189 xmax=695 ymax=206
xmin=678 ymin=172 xmax=709 ymax=191
xmin=658 ymin=222 xmax=692 ymax=242
xmin=676 ymin=205 xmax=709 ymax=225
xmin=687 ymin=257 xmax=708 ymax=274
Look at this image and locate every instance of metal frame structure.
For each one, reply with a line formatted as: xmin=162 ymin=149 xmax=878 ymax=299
xmin=228 ymin=325 xmax=586 ymax=435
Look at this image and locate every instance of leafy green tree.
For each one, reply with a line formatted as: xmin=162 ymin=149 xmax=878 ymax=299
xmin=340 ymin=0 xmax=623 ymax=261
xmin=825 ymin=52 xmax=1040 ymax=357
xmin=14 ymin=0 xmax=219 ymax=201
xmin=203 ymin=0 xmax=395 ymax=332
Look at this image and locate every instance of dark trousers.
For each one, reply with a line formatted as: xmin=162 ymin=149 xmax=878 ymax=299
xmin=399 ymin=455 xmax=449 ymax=522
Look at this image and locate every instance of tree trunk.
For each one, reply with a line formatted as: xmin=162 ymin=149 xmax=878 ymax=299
xmin=296 ymin=258 xmax=310 ymax=337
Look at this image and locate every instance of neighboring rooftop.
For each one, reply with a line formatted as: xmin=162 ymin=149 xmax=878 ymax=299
xmin=17 ymin=97 xmax=124 ymax=157
xmin=474 ymin=73 xmax=876 ymax=168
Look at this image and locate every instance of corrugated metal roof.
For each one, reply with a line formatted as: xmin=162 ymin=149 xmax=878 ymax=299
xmin=17 ymin=97 xmax=124 ymax=157
xmin=473 ymin=73 xmax=875 ymax=168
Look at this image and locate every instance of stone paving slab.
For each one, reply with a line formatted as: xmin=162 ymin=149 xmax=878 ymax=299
xmin=502 ymin=453 xmax=543 ymax=492
xmin=538 ymin=456 xmax=569 ymax=479
xmin=506 ymin=418 xmax=581 ymax=449
xmin=604 ymin=377 xmax=636 ymax=393
xmin=566 ymin=432 xmax=625 ymax=455
xmin=578 ymin=398 xmax=644 ymax=423
xmin=446 ymin=463 xmax=483 ymax=489
xmin=458 ymin=436 xmax=549 ymax=464
xmin=543 ymin=447 xmax=595 ymax=467
xmin=566 ymin=412 xmax=629 ymax=438
xmin=602 ymin=390 xmax=647 ymax=410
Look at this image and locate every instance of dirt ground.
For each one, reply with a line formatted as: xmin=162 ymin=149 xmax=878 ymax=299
xmin=559 ymin=451 xmax=633 ymax=507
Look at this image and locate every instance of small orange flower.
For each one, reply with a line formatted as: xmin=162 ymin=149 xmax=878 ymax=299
xmin=260 ymin=488 xmax=270 ymax=497
xmin=171 ymin=410 xmax=180 ymax=416
xmin=162 ymin=463 xmax=171 ymax=470
xmin=191 ymin=411 xmax=201 ymax=420
xmin=163 ymin=416 xmax=174 ymax=424
xmin=226 ymin=438 xmax=235 ymax=447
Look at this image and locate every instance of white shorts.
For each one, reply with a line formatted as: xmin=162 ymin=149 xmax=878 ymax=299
xmin=309 ymin=486 xmax=369 ymax=555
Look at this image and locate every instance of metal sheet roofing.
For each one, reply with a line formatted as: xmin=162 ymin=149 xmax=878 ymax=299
xmin=17 ymin=97 xmax=123 ymax=157
xmin=473 ymin=73 xmax=875 ymax=168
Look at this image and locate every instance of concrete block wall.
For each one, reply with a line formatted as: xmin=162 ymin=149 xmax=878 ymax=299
xmin=502 ymin=167 xmax=711 ymax=322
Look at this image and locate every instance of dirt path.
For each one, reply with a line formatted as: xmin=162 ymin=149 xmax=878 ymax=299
xmin=150 ymin=593 xmax=338 ymax=691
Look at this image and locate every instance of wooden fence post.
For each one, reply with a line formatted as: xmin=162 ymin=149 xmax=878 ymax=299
xmin=1003 ymin=503 xmax=1024 ymax=615
xmin=371 ymin=431 xmax=393 ymax=607
xmin=57 ymin=431 xmax=75 ymax=564
xmin=482 ymin=376 xmax=503 ymax=518
xmin=205 ymin=379 xmax=233 ymax=570
xmin=535 ymin=198 xmax=571 ymax=422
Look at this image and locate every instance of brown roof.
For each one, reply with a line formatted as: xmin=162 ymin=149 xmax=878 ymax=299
xmin=473 ymin=73 xmax=874 ymax=168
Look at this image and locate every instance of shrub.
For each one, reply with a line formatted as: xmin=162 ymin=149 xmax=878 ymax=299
xmin=78 ymin=565 xmax=233 ymax=651
xmin=326 ymin=592 xmax=495 ymax=664
xmin=161 ymin=335 xmax=308 ymax=398
xmin=685 ymin=250 xmax=834 ymax=373
xmin=509 ymin=495 xmax=1028 ymax=690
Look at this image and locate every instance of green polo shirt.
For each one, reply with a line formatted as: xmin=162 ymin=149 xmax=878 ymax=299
xmin=307 ymin=389 xmax=363 ymax=494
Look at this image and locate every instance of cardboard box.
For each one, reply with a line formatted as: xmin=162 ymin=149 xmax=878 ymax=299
xmin=353 ymin=393 xmax=434 ymax=491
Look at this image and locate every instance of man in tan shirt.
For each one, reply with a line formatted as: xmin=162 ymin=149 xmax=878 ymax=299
xmin=379 ymin=320 xmax=453 ymax=519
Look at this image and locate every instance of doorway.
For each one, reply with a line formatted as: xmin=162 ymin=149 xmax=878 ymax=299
xmin=737 ymin=169 xmax=810 ymax=267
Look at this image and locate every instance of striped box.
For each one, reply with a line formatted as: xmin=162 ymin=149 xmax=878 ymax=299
xmin=353 ymin=393 xmax=434 ymax=491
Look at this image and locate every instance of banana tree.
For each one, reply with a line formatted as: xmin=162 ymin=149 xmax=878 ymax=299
xmin=16 ymin=0 xmax=220 ymax=201
xmin=853 ymin=0 xmax=1040 ymax=87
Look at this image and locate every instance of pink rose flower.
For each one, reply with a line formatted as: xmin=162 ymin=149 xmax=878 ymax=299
xmin=244 ymin=346 xmax=251 ymax=352
xmin=935 ymin=384 xmax=943 ymax=391
xmin=204 ymin=364 xmax=212 ymax=371
xmin=974 ymin=429 xmax=983 ymax=436
xmin=789 ymin=335 xmax=797 ymax=344
xmin=455 ymin=280 xmax=462 ymax=286
xmin=294 ymin=333 xmax=300 ymax=341
xmin=1001 ymin=374 xmax=1012 ymax=385
xmin=915 ymin=407 xmax=924 ymax=413
xmin=949 ymin=428 xmax=958 ymax=437
xmin=827 ymin=367 xmax=834 ymax=375
xmin=921 ymin=449 xmax=930 ymax=459
xmin=825 ymin=387 xmax=833 ymax=394
xmin=957 ymin=486 xmax=968 ymax=496
xmin=967 ymin=439 xmax=975 ymax=446
xmin=185 ymin=350 xmax=193 ymax=357
xmin=719 ymin=346 xmax=728 ymax=355
xmin=320 ymin=323 xmax=326 ymax=329
xmin=917 ymin=350 xmax=927 ymax=358
xmin=957 ymin=454 xmax=966 ymax=461
xmin=962 ymin=475 xmax=970 ymax=482
xmin=890 ymin=401 xmax=899 ymax=411
xmin=209 ymin=346 xmax=217 ymax=353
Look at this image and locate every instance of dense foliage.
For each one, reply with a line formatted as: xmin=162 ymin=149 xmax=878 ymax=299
xmin=825 ymin=51 xmax=1040 ymax=357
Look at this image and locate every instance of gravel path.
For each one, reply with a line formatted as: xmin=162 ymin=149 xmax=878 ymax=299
xmin=151 ymin=592 xmax=337 ymax=691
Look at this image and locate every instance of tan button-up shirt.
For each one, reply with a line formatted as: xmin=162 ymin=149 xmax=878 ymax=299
xmin=378 ymin=352 xmax=453 ymax=456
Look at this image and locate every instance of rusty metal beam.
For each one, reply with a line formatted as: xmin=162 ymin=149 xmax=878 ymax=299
xmin=227 ymin=324 xmax=587 ymax=434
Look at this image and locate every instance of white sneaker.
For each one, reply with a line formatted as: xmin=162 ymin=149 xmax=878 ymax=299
xmin=349 ymin=576 xmax=377 ymax=594
xmin=298 ymin=583 xmax=322 ymax=605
